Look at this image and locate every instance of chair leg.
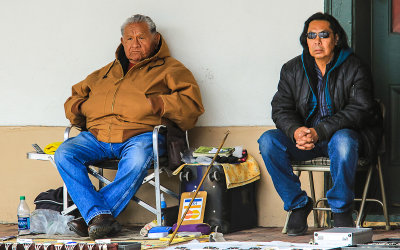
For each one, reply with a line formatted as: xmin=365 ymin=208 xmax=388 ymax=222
xmin=98 ymin=168 xmax=104 ymax=189
xmin=282 ymin=210 xmax=292 ymax=234
xmin=49 ymin=155 xmax=74 ymax=215
xmin=356 ymin=164 xmax=373 ymax=228
xmin=308 ymin=171 xmax=319 ymax=228
xmin=63 ymin=183 xmax=68 ymax=212
xmin=153 ymin=127 xmax=162 ymax=226
xmin=377 ymin=157 xmax=391 ymax=230
xmin=61 ymin=183 xmax=79 ymax=215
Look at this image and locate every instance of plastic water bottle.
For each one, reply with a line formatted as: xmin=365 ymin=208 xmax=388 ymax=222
xmin=17 ymin=196 xmax=30 ymax=235
xmin=161 ymin=193 xmax=167 ymax=226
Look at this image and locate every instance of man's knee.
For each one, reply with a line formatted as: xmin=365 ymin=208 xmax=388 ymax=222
xmin=329 ymin=129 xmax=360 ymax=159
xmin=121 ymin=146 xmax=153 ymax=171
xmin=54 ymin=141 xmax=73 ymax=165
xmin=54 ymin=139 xmax=88 ymax=168
xmin=258 ymin=129 xmax=284 ymax=153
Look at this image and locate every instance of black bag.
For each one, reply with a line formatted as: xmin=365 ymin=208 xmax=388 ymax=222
xmin=34 ymin=187 xmax=81 ymax=218
xmin=166 ymin=123 xmax=187 ymax=171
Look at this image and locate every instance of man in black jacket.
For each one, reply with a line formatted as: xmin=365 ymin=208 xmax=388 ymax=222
xmin=258 ymin=12 xmax=382 ymax=236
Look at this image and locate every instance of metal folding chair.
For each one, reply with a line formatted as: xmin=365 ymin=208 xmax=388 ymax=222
xmin=281 ymin=155 xmax=390 ymax=232
xmin=28 ymin=125 xmax=184 ymax=226
xmin=282 ymin=102 xmax=390 ymax=233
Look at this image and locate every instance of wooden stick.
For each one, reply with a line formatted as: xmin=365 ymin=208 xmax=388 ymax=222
xmin=167 ymin=130 xmax=230 ymax=246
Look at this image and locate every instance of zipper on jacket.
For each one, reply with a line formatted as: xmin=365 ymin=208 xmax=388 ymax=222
xmin=323 ymin=49 xmax=352 ymax=116
xmin=112 ymin=61 xmax=128 ymax=113
xmin=111 ymin=58 xmax=148 ymax=113
xmin=302 ymin=54 xmax=318 ymax=123
xmin=107 ymin=84 xmax=121 ymax=142
xmin=106 ymin=58 xmax=151 ymax=141
xmin=107 ymin=62 xmax=126 ymax=141
xmin=323 ymin=58 xmax=342 ymax=116
xmin=111 ymin=83 xmax=123 ymax=113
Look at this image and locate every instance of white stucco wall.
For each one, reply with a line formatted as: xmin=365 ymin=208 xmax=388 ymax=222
xmin=0 ymin=0 xmax=323 ymax=126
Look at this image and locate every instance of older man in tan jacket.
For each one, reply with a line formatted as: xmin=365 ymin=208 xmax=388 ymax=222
xmin=55 ymin=14 xmax=204 ymax=240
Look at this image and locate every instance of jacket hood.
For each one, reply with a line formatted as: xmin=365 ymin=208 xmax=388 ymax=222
xmin=330 ymin=48 xmax=352 ymax=68
xmin=301 ymin=47 xmax=353 ymax=70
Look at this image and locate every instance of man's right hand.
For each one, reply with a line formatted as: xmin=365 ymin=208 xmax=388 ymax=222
xmin=294 ymin=126 xmax=315 ymax=150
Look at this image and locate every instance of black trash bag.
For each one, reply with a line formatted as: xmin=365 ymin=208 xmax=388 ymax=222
xmin=34 ymin=187 xmax=81 ymax=218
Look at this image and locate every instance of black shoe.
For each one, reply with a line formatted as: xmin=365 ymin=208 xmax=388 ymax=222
xmin=67 ymin=217 xmax=89 ymax=237
xmin=287 ymin=197 xmax=313 ymax=236
xmin=88 ymin=214 xmax=122 ymax=240
xmin=333 ymin=211 xmax=355 ymax=227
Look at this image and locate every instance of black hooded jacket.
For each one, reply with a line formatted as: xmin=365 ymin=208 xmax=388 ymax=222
xmin=271 ymin=49 xmax=382 ymax=162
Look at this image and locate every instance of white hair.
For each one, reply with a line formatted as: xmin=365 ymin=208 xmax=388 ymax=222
xmin=121 ymin=14 xmax=157 ymax=35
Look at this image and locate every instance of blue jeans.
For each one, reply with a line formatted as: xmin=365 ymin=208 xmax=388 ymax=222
xmin=258 ymin=128 xmax=360 ymax=213
xmin=54 ymin=131 xmax=165 ymax=224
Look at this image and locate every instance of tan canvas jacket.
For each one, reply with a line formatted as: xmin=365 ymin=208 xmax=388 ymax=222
xmin=64 ymin=35 xmax=204 ymax=143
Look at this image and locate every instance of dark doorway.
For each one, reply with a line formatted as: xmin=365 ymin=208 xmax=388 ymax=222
xmin=372 ymin=0 xmax=400 ymax=209
xmin=327 ymin=0 xmax=400 ymax=219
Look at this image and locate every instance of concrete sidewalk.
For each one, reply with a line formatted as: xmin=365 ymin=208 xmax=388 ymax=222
xmin=1 ymin=224 xmax=399 ymax=243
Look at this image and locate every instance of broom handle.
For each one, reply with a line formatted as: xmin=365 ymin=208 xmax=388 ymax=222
xmin=167 ymin=130 xmax=230 ymax=245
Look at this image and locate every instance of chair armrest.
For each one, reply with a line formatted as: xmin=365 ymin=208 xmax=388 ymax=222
xmin=64 ymin=125 xmax=84 ymax=141
xmin=64 ymin=125 xmax=73 ymax=141
xmin=153 ymin=125 xmax=167 ymax=156
xmin=153 ymin=125 xmax=167 ymax=135
xmin=185 ymin=130 xmax=190 ymax=151
xmin=152 ymin=124 xmax=190 ymax=151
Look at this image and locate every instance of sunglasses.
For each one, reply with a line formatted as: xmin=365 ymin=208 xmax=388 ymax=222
xmin=306 ymin=31 xmax=330 ymax=39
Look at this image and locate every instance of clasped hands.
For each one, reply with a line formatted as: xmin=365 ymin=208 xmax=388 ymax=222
xmin=294 ymin=126 xmax=318 ymax=150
